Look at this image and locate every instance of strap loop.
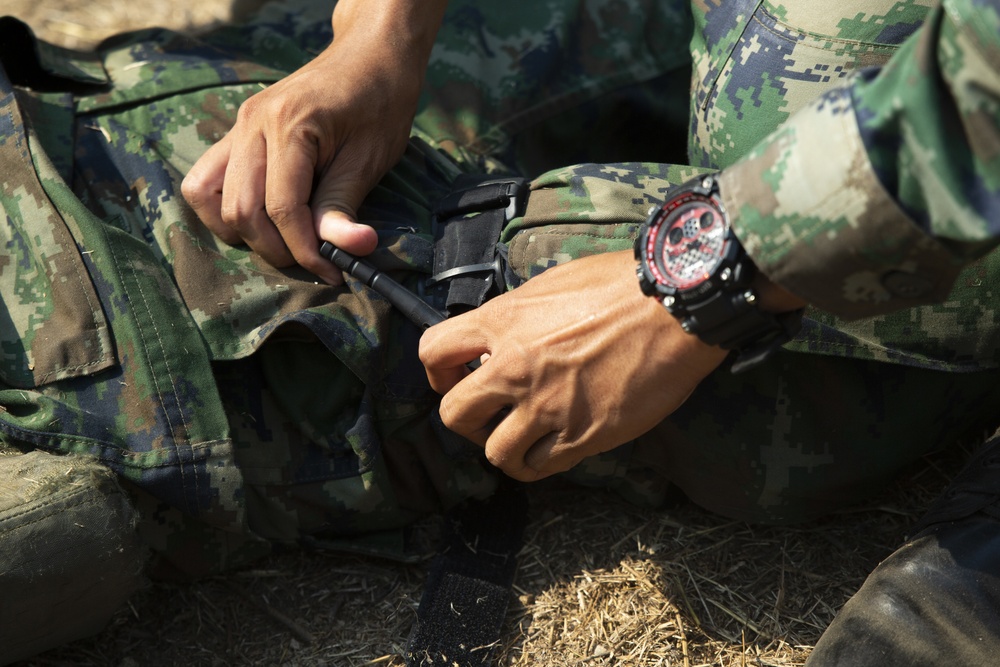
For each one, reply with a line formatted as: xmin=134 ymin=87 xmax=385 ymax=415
xmin=431 ymin=177 xmax=528 ymax=316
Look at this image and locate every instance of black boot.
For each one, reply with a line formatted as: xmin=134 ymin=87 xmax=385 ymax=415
xmin=806 ymin=428 xmax=1000 ymax=667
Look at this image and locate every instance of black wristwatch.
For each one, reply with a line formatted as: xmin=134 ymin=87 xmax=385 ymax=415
xmin=634 ymin=174 xmax=801 ymax=373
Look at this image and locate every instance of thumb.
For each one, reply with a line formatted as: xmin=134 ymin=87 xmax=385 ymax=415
xmin=312 ymin=166 xmax=380 ymax=257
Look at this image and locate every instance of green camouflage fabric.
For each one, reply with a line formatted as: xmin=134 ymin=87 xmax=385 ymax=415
xmin=0 ymin=4 xmax=497 ymax=575
xmin=705 ymin=0 xmax=1000 ymax=371
xmin=1 ymin=0 xmax=999 ymax=577
xmin=416 ymin=0 xmax=696 ymax=174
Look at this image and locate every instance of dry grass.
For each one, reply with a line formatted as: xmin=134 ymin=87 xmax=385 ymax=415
xmin=2 ymin=2 xmax=979 ymax=665
xmin=16 ymin=448 xmax=967 ymax=667
xmin=5 ymin=0 xmax=234 ymax=50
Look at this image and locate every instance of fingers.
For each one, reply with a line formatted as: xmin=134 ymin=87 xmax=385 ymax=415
xmin=312 ymin=159 xmax=382 ymax=258
xmin=433 ymin=355 xmax=556 ymax=482
xmin=422 ymin=312 xmax=581 ymax=483
xmin=263 ymin=130 xmax=344 ymax=284
xmin=483 ymin=412 xmax=562 ymax=482
xmin=420 ymin=312 xmax=518 ymax=451
xmin=182 ymin=123 xmax=307 ymax=268
xmin=419 ymin=315 xmax=491 ymax=394
xmin=441 ymin=388 xmax=584 ymax=482
xmin=182 ymin=19 xmax=429 ymax=281
xmin=437 ymin=379 xmax=513 ymax=448
xmin=419 ymin=252 xmax=711 ymax=483
xmin=317 ymin=210 xmax=380 ymax=257
xmin=183 ymin=139 xmax=386 ymax=287
xmin=220 ymin=129 xmax=296 ymax=265
xmin=181 ymin=137 xmax=239 ymax=244
xmin=182 ymin=119 xmax=378 ymax=285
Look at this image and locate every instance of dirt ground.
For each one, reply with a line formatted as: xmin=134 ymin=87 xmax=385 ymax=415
xmin=1 ymin=1 xmax=980 ymax=666
xmin=6 ymin=0 xmax=236 ymax=50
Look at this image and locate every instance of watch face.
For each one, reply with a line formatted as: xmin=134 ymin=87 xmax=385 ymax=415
xmin=645 ymin=193 xmax=729 ymax=291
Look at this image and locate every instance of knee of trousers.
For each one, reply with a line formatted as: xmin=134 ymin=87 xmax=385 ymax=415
xmin=805 ymin=516 xmax=1000 ymax=667
xmin=0 ymin=449 xmax=148 ymax=665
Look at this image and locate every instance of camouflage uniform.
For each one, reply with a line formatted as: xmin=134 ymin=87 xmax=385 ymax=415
xmin=0 ymin=0 xmax=999 ymax=591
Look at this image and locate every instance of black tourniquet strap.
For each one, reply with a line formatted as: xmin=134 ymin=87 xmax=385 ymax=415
xmin=404 ymin=180 xmax=530 ymax=665
xmin=405 ymin=480 xmax=528 ymax=667
xmin=431 ymin=177 xmax=527 ymax=317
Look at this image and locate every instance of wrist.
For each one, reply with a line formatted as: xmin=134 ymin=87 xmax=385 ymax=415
xmin=751 ymin=271 xmax=809 ymax=314
xmin=635 ymin=174 xmax=804 ymax=372
xmin=332 ymin=0 xmax=447 ymax=63
xmin=328 ymin=0 xmax=447 ymax=104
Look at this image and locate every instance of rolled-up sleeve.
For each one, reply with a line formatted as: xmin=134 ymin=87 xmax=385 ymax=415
xmin=719 ymin=0 xmax=1000 ymax=320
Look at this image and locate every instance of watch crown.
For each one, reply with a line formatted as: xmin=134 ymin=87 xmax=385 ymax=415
xmin=647 ymin=205 xmax=658 ymax=216
xmin=720 ymin=267 xmax=732 ymax=282
xmin=662 ymin=296 xmax=676 ymax=308
xmin=743 ymin=290 xmax=757 ymax=305
xmin=680 ymin=320 xmax=692 ymax=333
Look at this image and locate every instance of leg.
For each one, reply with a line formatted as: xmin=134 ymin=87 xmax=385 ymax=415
xmin=636 ymin=354 xmax=1000 ymax=523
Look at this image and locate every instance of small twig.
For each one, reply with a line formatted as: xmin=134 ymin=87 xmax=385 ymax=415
xmin=674 ymin=611 xmax=691 ymax=667
xmin=707 ymin=598 xmax=765 ymax=637
xmin=609 ymin=520 xmax=654 ymax=552
xmin=223 ymin=580 xmax=315 ymax=646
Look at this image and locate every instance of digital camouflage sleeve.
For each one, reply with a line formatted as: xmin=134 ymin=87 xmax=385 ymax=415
xmin=715 ymin=1 xmax=1000 ymax=322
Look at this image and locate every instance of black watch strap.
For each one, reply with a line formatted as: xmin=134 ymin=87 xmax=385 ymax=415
xmin=680 ymin=289 xmax=803 ymax=374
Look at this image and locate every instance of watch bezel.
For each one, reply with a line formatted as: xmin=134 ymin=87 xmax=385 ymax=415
xmin=636 ymin=177 xmax=750 ymax=315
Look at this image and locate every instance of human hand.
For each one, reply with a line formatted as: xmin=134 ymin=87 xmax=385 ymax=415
xmin=419 ymin=250 xmax=730 ymax=481
xmin=181 ymin=0 xmax=447 ymax=284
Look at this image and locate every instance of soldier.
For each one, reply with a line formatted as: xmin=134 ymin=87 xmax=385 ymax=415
xmin=1 ymin=1 xmax=999 ymax=666
xmin=184 ymin=0 xmax=1000 ymax=665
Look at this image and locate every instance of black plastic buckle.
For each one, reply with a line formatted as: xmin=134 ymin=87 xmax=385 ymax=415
xmin=433 ymin=177 xmax=527 ymax=225
xmin=427 ymin=177 xmax=527 ymax=291
xmin=495 ymin=178 xmax=529 ymax=222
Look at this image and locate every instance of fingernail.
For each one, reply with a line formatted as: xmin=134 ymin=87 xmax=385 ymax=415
xmin=319 ymin=272 xmax=343 ymax=287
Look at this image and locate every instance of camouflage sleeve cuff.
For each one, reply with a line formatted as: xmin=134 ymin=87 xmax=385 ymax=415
xmin=718 ymin=86 xmax=964 ymax=321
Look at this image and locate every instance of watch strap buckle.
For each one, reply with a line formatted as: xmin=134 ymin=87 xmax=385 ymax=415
xmin=728 ymin=309 xmax=804 ymax=374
